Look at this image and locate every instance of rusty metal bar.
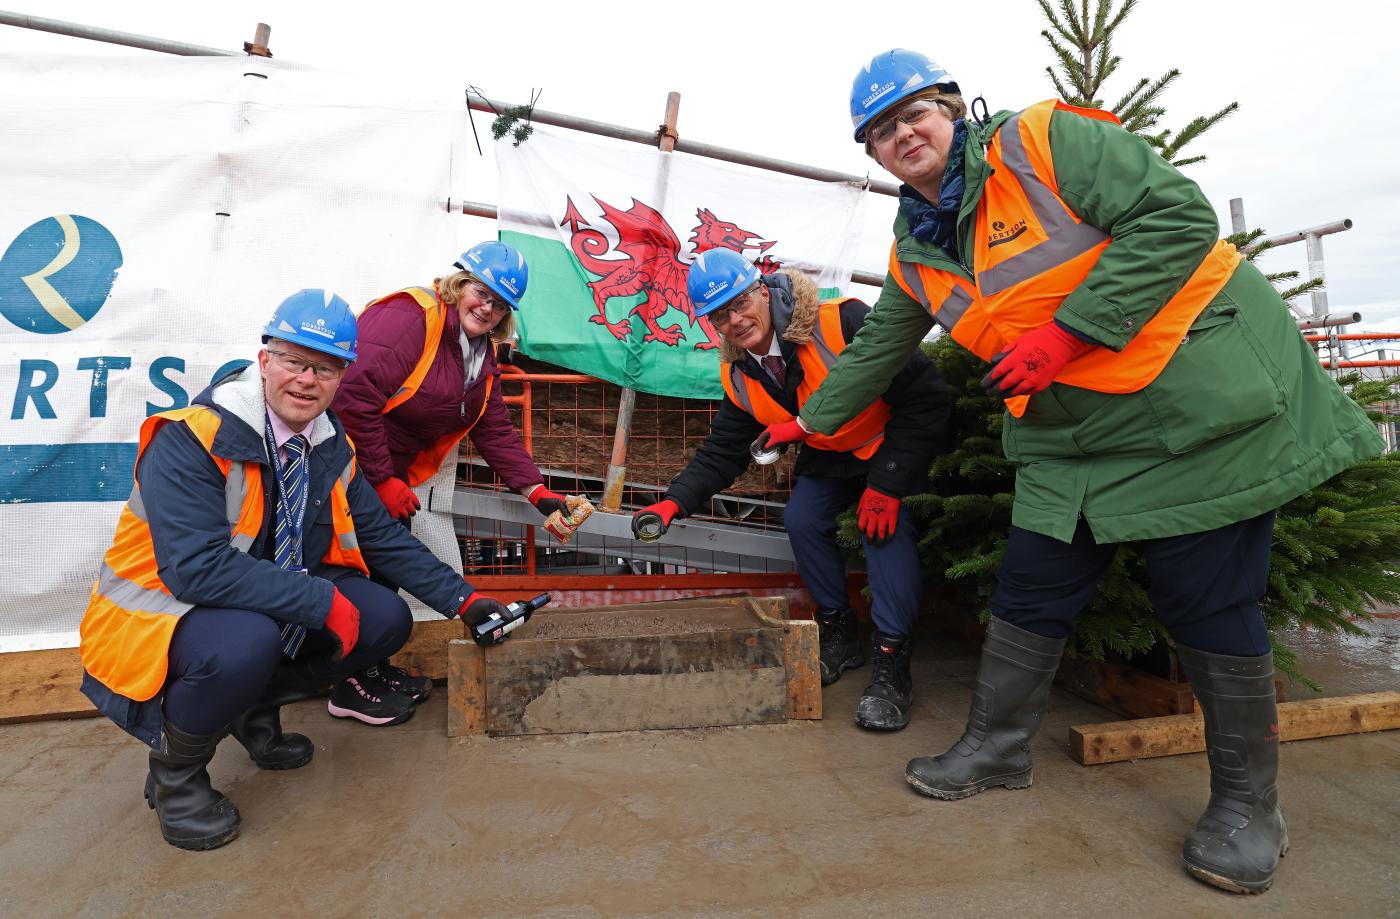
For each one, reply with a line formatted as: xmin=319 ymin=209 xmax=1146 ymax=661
xmin=243 ymin=22 xmax=271 ymax=57
xmin=0 ymin=9 xmax=241 ymax=56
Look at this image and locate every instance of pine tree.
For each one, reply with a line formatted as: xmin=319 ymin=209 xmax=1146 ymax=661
xmin=1038 ymin=0 xmax=1238 ymax=165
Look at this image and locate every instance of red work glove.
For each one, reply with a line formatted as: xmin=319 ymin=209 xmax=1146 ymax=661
xmin=857 ymin=486 xmax=901 ymax=546
xmin=526 ymin=485 xmax=569 ymax=518
xmin=458 ymin=591 xmax=510 ymax=627
xmin=631 ymin=499 xmax=682 ymax=540
xmin=374 ymin=477 xmax=421 ymax=520
xmin=981 ymin=323 xmax=1096 ymax=398
xmin=753 ymin=418 xmax=813 ymax=453
xmin=324 ymin=588 xmax=361 ymax=661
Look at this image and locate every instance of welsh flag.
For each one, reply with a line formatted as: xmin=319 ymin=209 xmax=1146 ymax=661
xmin=496 ymin=127 xmax=869 ymax=399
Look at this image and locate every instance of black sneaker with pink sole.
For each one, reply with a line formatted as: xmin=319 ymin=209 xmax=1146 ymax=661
xmin=327 ymin=673 xmax=415 ymax=726
xmin=364 ymin=661 xmax=432 ymax=704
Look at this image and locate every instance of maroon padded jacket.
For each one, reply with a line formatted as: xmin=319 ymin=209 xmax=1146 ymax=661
xmin=331 ymin=292 xmax=542 ymax=492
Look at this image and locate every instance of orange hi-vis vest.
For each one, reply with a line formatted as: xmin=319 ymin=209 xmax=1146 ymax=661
xmin=720 ymin=298 xmax=891 ymax=460
xmin=79 ymin=406 xmax=368 ymax=702
xmin=890 ymin=99 xmax=1243 ymax=417
xmin=360 ymin=286 xmax=493 ymax=486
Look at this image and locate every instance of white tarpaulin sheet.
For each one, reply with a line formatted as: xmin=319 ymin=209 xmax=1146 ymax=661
xmin=0 ymin=53 xmax=483 ymax=651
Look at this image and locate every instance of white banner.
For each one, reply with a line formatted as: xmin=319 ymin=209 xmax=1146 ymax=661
xmin=0 ymin=53 xmax=479 ymax=651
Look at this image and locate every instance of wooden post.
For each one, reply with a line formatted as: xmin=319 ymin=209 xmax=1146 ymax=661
xmin=600 ymin=92 xmax=681 ymax=512
xmin=447 ymin=640 xmax=487 ymax=737
xmin=1069 ymin=691 xmax=1400 ymax=766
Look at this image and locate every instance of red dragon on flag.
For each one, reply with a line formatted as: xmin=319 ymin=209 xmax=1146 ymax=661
xmin=560 ymin=196 xmax=778 ymax=350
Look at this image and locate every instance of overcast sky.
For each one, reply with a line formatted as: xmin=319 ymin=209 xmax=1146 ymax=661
xmin=5 ymin=0 xmax=1397 ymax=339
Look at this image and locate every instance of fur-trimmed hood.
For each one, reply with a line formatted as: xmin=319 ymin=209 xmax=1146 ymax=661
xmin=717 ymin=268 xmax=822 ymax=364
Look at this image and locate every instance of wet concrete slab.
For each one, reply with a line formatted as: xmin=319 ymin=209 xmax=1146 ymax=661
xmin=1 ymin=632 xmax=1396 ymax=918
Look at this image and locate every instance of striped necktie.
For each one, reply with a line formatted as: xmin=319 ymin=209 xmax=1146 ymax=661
xmin=275 ymin=434 xmax=310 ymax=657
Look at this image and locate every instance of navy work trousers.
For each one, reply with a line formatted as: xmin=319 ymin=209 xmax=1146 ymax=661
xmin=784 ymin=475 xmax=922 ymax=637
xmin=990 ymin=511 xmax=1275 ymax=656
xmin=162 ymin=575 xmax=413 ymax=735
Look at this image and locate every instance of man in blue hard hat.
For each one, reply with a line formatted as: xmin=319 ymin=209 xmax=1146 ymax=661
xmin=632 ymin=252 xmax=953 ymax=730
xmin=77 ymin=289 xmax=516 ymax=852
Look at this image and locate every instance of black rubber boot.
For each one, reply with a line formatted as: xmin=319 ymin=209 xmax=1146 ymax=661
xmin=855 ymin=632 xmax=914 ymax=731
xmin=230 ymin=667 xmax=317 ymax=770
xmin=145 ymin=719 xmax=241 ymax=851
xmin=1176 ymin=644 xmax=1289 ymax=894
xmin=816 ymin=607 xmax=864 ymax=686
xmin=906 ymin=617 xmax=1065 ymax=800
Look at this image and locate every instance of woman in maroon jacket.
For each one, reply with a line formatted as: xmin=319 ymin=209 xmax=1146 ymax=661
xmin=330 ymin=241 xmax=568 ymax=722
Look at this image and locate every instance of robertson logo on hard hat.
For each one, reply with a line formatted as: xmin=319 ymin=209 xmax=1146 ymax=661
xmin=704 ymin=279 xmax=729 ymax=301
xmin=300 ymin=316 xmax=333 ymax=339
xmin=487 ymin=270 xmax=520 ymax=297
xmin=862 ymin=81 xmax=897 ymax=109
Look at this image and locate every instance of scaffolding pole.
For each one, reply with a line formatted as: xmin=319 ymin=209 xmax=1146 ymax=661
xmin=0 ymin=9 xmax=244 ymax=56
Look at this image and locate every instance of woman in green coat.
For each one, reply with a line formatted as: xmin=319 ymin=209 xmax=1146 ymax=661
xmin=756 ymin=49 xmax=1383 ymax=894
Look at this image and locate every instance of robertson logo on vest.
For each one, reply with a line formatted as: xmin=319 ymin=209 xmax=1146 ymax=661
xmin=987 ymin=218 xmax=1028 ymax=249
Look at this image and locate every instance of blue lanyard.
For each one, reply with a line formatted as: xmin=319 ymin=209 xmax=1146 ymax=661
xmin=264 ymin=417 xmax=310 ymax=567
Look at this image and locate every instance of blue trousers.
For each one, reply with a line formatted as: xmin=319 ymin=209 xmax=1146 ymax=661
xmin=990 ymin=511 xmax=1275 ymax=656
xmin=783 ymin=475 xmax=922 ymax=637
xmin=162 ymin=575 xmax=413 ymax=735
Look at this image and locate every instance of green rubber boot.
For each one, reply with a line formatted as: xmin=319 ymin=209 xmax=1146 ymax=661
xmin=905 ymin=618 xmax=1064 ymax=799
xmin=1176 ymin=644 xmax=1289 ymax=894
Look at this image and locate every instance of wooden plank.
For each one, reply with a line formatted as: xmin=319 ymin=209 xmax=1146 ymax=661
xmin=0 ymin=647 xmax=96 ymax=724
xmin=1056 ymin=654 xmax=1198 ymax=719
xmin=1070 ymin=690 xmax=1400 ymax=765
xmin=2 ymin=617 xmax=462 ymax=725
xmin=446 ymin=639 xmax=487 ymax=737
xmin=484 ymin=623 xmax=787 ymax=735
xmin=389 ymin=617 xmax=465 ymax=681
xmin=783 ymin=619 xmax=821 ymax=720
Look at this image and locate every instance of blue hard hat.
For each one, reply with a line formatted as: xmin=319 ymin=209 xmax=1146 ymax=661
xmin=850 ymin=49 xmax=959 ymax=142
xmin=687 ymin=249 xmax=761 ymax=318
xmin=454 ymin=241 xmax=528 ymax=309
xmin=261 ymin=289 xmax=358 ymax=362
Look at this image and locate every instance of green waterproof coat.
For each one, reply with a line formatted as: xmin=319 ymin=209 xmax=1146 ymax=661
xmin=801 ymin=104 xmax=1384 ymax=544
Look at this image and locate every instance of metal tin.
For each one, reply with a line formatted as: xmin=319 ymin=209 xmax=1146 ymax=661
xmin=750 ymin=437 xmax=785 ymax=466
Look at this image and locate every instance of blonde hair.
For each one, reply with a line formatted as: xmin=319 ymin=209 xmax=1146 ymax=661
xmin=434 ymin=270 xmax=516 ymax=344
xmin=864 ymin=89 xmax=967 ymax=159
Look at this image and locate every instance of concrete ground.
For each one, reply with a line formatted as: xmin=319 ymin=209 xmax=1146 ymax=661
xmin=1 ymin=624 xmax=1396 ymax=919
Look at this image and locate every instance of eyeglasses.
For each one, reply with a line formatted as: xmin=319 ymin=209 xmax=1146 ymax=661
xmin=465 ymin=281 xmax=508 ymax=315
xmin=266 ymin=348 xmax=346 ymax=381
xmin=868 ymin=98 xmax=945 ymax=146
xmin=708 ymin=284 xmax=764 ymax=326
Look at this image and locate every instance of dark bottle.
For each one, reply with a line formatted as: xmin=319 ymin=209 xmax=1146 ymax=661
xmin=471 ymin=592 xmax=552 ymax=646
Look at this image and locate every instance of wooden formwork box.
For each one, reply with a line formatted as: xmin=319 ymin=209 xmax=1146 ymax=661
xmin=447 ymin=595 xmax=820 ymax=737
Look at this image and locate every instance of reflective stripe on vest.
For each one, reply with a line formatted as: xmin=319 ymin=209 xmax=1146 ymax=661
xmin=720 ymin=298 xmax=891 ymax=460
xmin=80 ymin=406 xmax=367 ymax=702
xmin=889 ymin=99 xmax=1242 ymax=418
xmin=361 ymin=286 xmax=493 ymax=486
